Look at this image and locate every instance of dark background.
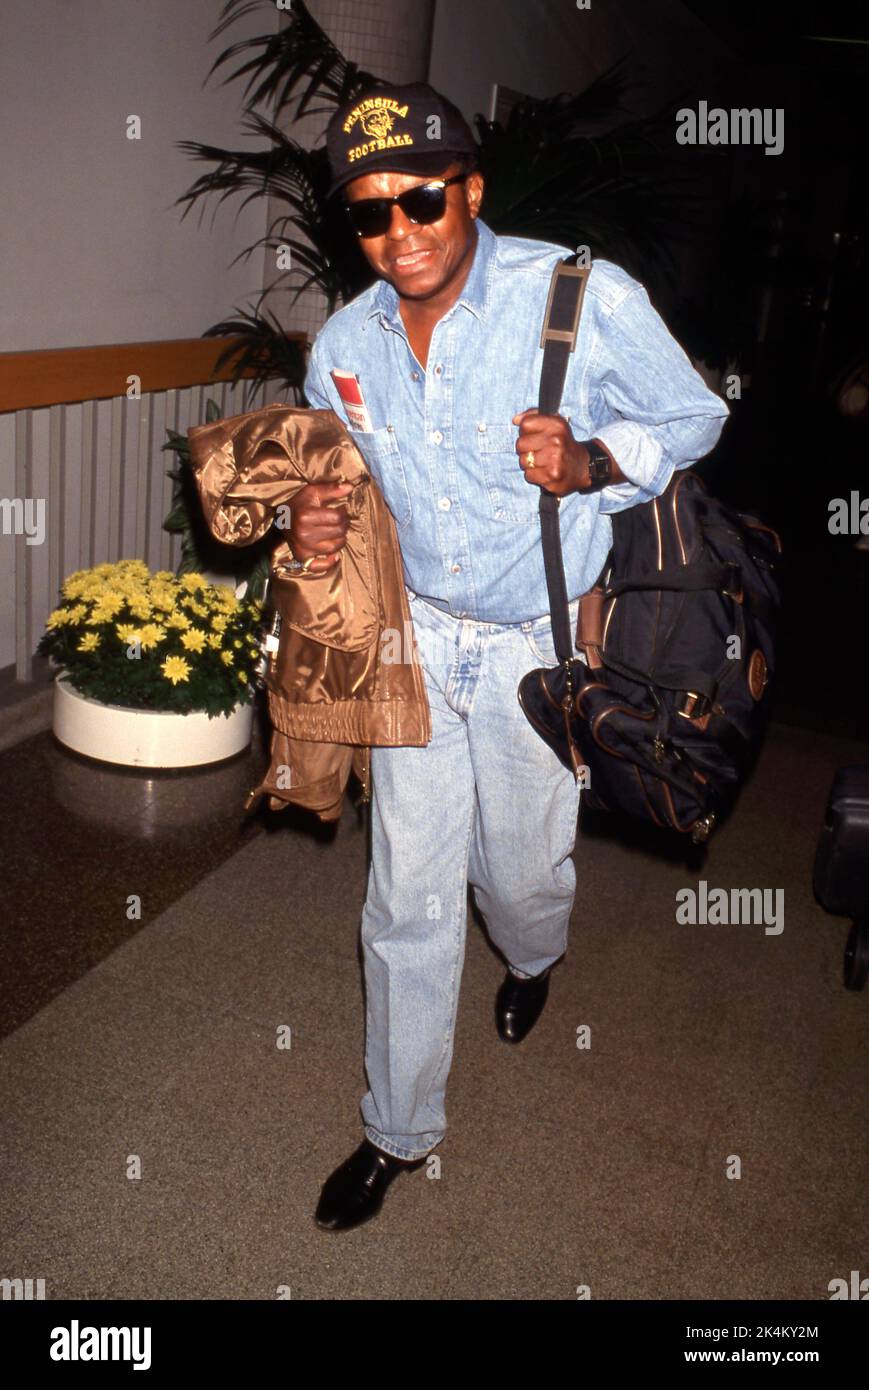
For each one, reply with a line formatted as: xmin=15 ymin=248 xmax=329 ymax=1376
xmin=672 ymin=2 xmax=869 ymax=738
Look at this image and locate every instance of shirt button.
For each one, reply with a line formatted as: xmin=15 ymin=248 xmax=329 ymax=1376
xmin=438 ymin=497 xmax=451 ymax=511
xmin=411 ymin=371 xmax=420 ymax=381
xmin=434 ymin=364 xmax=443 ymax=375
xmin=477 ymin=422 xmax=486 ymax=433
xmin=451 ymin=563 xmax=461 ymax=574
xmin=431 ymin=429 xmax=443 ymax=445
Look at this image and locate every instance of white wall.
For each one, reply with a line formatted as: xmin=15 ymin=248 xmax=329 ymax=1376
xmin=0 ymin=0 xmax=280 ymax=677
xmin=0 ymin=0 xmax=278 ymax=353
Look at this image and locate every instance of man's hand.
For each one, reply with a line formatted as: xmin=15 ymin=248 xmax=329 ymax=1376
xmin=287 ymin=481 xmax=354 ymax=571
xmin=511 ymin=409 xmax=621 ymax=494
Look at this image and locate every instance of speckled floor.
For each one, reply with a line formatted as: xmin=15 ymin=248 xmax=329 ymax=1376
xmin=1 ymin=719 xmax=867 ymax=1299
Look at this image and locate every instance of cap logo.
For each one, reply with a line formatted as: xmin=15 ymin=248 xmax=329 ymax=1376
xmin=342 ymin=96 xmax=414 ymax=166
xmin=360 ymin=109 xmax=393 ymax=140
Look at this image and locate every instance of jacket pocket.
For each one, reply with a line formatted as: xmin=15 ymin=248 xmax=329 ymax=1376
xmin=350 ymin=424 xmax=413 ymax=530
xmin=476 ymin=421 xmax=541 ymax=522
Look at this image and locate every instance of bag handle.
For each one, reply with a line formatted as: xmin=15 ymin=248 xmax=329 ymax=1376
xmin=537 ymin=254 xmax=592 ymax=664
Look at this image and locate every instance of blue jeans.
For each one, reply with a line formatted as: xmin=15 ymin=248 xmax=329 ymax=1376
xmin=359 ymin=589 xmax=582 ymax=1160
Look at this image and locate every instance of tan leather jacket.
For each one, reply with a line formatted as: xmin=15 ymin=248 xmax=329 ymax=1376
xmin=187 ymin=403 xmax=431 ymax=820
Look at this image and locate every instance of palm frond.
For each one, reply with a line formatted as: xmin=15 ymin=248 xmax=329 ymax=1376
xmin=206 ymin=0 xmax=376 ymax=119
xmin=200 ymin=306 xmax=307 ymax=408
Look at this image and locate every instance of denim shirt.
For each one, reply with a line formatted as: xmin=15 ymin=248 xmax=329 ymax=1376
xmin=303 ymin=217 xmax=728 ymax=623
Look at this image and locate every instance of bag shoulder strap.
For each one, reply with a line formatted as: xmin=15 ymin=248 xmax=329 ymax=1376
xmin=537 ymin=254 xmax=591 ymax=663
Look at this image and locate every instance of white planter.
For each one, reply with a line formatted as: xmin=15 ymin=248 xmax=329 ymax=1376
xmin=200 ymin=569 xmax=248 ymax=599
xmin=53 ymin=674 xmax=254 ymax=769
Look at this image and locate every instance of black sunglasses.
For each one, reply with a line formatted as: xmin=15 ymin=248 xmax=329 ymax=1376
xmin=345 ymin=173 xmax=468 ymax=239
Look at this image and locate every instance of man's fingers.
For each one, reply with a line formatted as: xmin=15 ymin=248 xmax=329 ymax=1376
xmin=299 ymin=510 xmax=348 ymax=533
xmin=307 ymin=480 xmax=354 ymax=507
xmin=515 ymin=430 xmax=549 ymax=456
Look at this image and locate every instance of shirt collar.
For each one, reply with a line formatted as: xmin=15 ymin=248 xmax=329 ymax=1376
xmin=363 ymin=217 xmax=496 ymax=330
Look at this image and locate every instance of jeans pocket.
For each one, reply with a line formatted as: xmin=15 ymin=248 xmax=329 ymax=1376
xmin=523 ymin=621 xmax=558 ymax=668
xmin=523 ymin=600 xmax=580 ymax=667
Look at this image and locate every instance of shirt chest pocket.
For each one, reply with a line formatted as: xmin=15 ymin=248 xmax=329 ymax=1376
xmin=351 ymin=425 xmax=413 ymax=530
xmin=475 ymin=422 xmax=541 ymax=522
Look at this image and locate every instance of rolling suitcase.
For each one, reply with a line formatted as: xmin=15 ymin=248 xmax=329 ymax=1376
xmin=813 ymin=765 xmax=869 ymax=990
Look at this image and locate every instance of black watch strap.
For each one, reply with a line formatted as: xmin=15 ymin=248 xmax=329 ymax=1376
xmin=584 ymin=438 xmax=613 ymax=490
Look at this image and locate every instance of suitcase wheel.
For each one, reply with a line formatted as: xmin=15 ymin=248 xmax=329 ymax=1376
xmin=844 ymin=921 xmax=869 ymax=992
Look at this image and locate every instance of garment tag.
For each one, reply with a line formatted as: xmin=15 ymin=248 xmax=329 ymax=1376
xmin=331 ymin=369 xmax=374 ymax=433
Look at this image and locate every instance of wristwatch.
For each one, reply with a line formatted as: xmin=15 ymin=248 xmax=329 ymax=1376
xmin=583 ymin=438 xmax=614 ymax=491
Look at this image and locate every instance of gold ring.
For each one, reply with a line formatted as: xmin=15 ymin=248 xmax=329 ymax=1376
xmin=525 ymin=451 xmax=535 ymax=468
xmin=301 ymin=556 xmax=315 ymax=572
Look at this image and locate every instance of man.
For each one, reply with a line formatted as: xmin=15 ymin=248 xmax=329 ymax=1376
xmin=291 ymin=82 xmax=728 ymax=1231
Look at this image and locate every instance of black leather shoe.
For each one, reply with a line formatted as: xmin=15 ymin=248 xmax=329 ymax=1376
xmin=314 ymin=1138 xmax=426 ymax=1231
xmin=495 ymin=966 xmax=552 ymax=1043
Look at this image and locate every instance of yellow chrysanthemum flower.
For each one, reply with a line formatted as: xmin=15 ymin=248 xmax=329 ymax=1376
xmin=62 ymin=578 xmax=91 ymax=600
xmin=77 ymin=632 xmax=101 ymax=652
xmin=180 ymin=573 xmax=206 ymax=593
xmin=161 ymin=655 xmax=191 ymax=684
xmin=238 ymin=671 xmax=248 ymax=682
xmin=220 ymin=649 xmax=234 ymax=666
xmin=210 ymin=614 xmax=229 ymax=633
xmin=137 ymin=624 xmax=167 ymax=650
xmin=206 ymin=633 xmax=223 ymax=650
xmin=87 ymin=593 xmax=126 ymax=623
xmin=149 ymin=583 xmax=177 ymax=605
xmin=115 ymin=623 xmax=139 ymax=644
xmin=67 ymin=604 xmax=88 ymax=624
xmin=180 ymin=628 xmax=207 ymax=653
xmin=46 ymin=607 xmax=74 ymax=628
xmin=165 ymin=612 xmax=191 ymax=630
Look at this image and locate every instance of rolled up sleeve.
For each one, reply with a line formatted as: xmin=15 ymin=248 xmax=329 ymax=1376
xmin=589 ymin=285 xmax=729 ymax=513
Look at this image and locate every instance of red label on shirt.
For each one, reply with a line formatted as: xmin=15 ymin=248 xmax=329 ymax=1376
xmin=331 ymin=369 xmax=373 ymax=431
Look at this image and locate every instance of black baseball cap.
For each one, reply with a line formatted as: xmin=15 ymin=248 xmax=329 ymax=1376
xmin=325 ymin=82 xmax=478 ymax=198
